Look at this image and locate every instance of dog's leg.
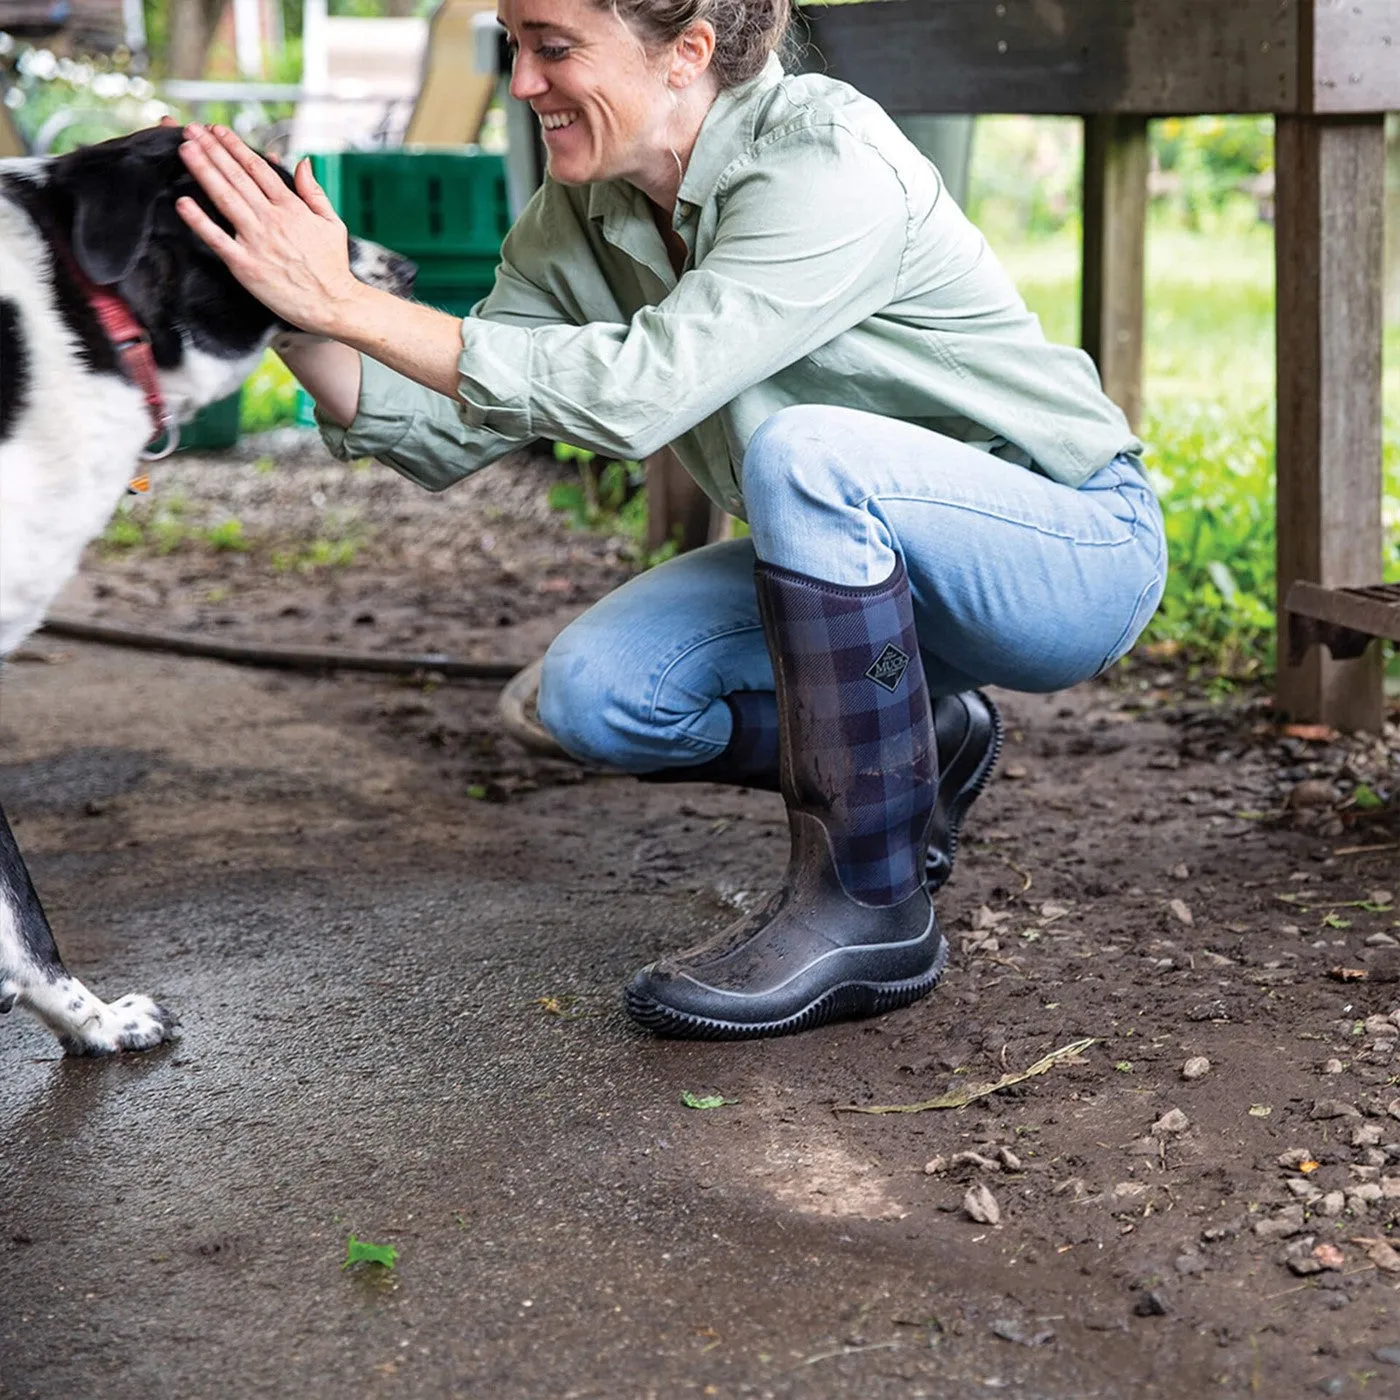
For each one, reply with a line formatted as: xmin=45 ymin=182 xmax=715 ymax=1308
xmin=0 ymin=800 xmax=175 ymax=1055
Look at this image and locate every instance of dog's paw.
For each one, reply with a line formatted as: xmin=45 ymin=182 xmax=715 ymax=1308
xmin=59 ymin=993 xmax=178 ymax=1057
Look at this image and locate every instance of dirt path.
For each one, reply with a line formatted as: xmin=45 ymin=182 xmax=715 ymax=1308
xmin=2 ymin=442 xmax=1398 ymax=1398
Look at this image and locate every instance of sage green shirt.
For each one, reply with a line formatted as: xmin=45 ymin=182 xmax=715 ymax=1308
xmin=320 ymin=55 xmax=1141 ymax=512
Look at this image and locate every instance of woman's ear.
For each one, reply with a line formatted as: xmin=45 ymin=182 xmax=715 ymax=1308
xmin=667 ymin=21 xmax=716 ymax=89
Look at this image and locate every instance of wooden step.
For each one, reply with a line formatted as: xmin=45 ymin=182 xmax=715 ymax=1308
xmin=1285 ymin=580 xmax=1400 ymax=664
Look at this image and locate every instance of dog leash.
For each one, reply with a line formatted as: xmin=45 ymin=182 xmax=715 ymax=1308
xmin=51 ymin=240 xmax=178 ymax=491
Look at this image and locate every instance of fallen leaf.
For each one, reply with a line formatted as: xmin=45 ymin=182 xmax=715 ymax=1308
xmin=1281 ymin=723 xmax=1339 ymax=743
xmin=343 ymin=1236 xmax=398 ymax=1271
xmin=681 ymin=1091 xmax=737 ymax=1110
xmin=1351 ymin=1236 xmax=1400 ymax=1273
xmin=1328 ymin=967 xmax=1369 ymax=982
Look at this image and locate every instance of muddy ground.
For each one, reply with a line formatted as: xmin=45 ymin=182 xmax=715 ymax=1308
xmin=2 ymin=433 xmax=1399 ymax=1399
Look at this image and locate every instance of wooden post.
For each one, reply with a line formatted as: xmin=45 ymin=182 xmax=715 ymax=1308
xmin=645 ymin=447 xmax=719 ymax=556
xmin=1274 ymin=115 xmax=1387 ymax=731
xmin=1081 ymin=114 xmax=1150 ymax=431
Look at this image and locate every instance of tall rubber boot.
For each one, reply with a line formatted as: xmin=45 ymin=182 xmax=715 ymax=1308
xmin=625 ymin=558 xmax=946 ymax=1039
xmin=641 ymin=691 xmax=1002 ymax=893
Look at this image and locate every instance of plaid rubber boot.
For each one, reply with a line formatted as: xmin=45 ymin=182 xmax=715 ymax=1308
xmin=625 ymin=558 xmax=946 ymax=1039
xmin=642 ymin=689 xmax=1003 ymax=892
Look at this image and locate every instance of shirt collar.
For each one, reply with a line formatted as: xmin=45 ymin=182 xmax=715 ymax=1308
xmin=677 ymin=54 xmax=784 ymax=209
xmin=584 ymin=53 xmax=785 ymax=225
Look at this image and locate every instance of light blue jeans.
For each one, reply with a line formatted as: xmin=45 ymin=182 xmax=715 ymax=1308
xmin=538 ymin=405 xmax=1167 ymax=771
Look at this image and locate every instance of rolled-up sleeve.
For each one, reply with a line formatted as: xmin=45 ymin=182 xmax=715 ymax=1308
xmin=455 ymin=124 xmax=908 ymax=461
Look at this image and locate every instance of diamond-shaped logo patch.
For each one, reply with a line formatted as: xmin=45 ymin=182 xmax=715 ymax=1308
xmin=865 ymin=643 xmax=910 ymax=692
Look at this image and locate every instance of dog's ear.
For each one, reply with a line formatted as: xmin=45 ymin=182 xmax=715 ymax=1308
xmin=68 ymin=154 xmax=163 ymax=287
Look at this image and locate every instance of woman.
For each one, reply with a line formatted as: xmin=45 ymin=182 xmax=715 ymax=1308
xmin=174 ymin=0 xmax=1166 ymax=1041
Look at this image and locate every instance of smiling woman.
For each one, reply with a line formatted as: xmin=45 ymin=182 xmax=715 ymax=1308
xmin=172 ymin=0 xmax=1164 ymax=1044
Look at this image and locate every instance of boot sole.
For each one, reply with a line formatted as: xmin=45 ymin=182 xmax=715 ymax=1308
xmin=624 ymin=936 xmax=949 ymax=1041
xmin=928 ymin=692 xmax=1005 ymax=893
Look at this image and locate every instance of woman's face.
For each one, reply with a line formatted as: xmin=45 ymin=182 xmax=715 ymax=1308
xmin=498 ymin=0 xmax=679 ymax=189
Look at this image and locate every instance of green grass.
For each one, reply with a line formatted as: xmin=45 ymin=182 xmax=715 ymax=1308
xmin=984 ymin=218 xmax=1400 ymax=681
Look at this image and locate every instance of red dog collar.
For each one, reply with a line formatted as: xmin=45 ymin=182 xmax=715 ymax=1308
xmin=53 ymin=241 xmax=178 ymax=485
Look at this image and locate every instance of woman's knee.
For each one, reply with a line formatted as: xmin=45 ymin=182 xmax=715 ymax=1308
xmin=537 ymin=625 xmax=630 ymax=765
xmin=742 ymin=405 xmax=864 ymax=512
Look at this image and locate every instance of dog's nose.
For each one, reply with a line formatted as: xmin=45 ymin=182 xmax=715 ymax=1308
xmin=390 ymin=253 xmax=417 ymax=297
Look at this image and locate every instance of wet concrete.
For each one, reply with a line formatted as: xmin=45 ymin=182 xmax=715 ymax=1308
xmin=0 ymin=646 xmax=1239 ymax=1397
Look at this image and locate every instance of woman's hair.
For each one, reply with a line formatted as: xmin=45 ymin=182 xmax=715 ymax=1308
xmin=599 ymin=0 xmax=792 ymax=89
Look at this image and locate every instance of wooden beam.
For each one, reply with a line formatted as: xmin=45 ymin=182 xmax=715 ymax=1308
xmin=1081 ymin=114 xmax=1149 ymax=430
xmin=1274 ymin=115 xmax=1387 ymax=731
xmin=799 ymin=0 xmax=1301 ymax=115
xmin=1308 ymin=0 xmax=1400 ymax=113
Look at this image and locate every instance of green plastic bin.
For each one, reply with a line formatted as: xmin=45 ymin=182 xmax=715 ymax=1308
xmin=178 ymin=390 xmax=241 ymax=452
xmin=309 ymin=149 xmax=511 ymax=268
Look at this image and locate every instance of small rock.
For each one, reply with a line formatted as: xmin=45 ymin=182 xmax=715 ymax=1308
xmin=996 ymin=1146 xmax=1023 ymax=1172
xmin=1365 ymin=1015 xmax=1394 ymax=1035
xmin=1381 ymin=1177 xmax=1400 ymax=1199
xmin=1376 ymin=1345 xmax=1400 ymax=1367
xmin=1286 ymin=1179 xmax=1322 ymax=1202
xmin=923 ymin=1155 xmax=948 ymax=1175
xmin=1173 ymin=1252 xmax=1207 ymax=1276
xmin=1321 ymin=1059 xmax=1346 ymax=1075
xmin=1182 ymin=1056 xmax=1211 ymax=1081
xmin=1349 ymin=1182 xmax=1384 ymax=1203
xmin=1353 ymin=1123 xmax=1384 ymax=1147
xmin=1168 ymin=899 xmax=1194 ymax=926
xmin=1255 ymin=1205 xmax=1307 ymax=1239
xmin=1152 ymin=1109 xmax=1190 ymax=1136
xmin=1315 ymin=1377 xmax=1347 ymax=1394
xmin=990 ymin=1318 xmax=1054 ymax=1347
xmin=951 ymin=1150 xmax=1001 ymax=1172
xmin=1170 ymin=863 xmax=1190 ymax=880
xmin=964 ymin=1182 xmax=1001 ymax=1225
xmin=1133 ymin=1289 xmax=1169 ymax=1317
xmin=1319 ymin=1191 xmax=1347 ymax=1217
xmin=1278 ymin=1148 xmax=1316 ymax=1169
xmin=1367 ymin=933 xmax=1400 ymax=948
xmin=1311 ymin=1098 xmax=1361 ymax=1119
xmin=1288 ymin=779 xmax=1337 ymax=809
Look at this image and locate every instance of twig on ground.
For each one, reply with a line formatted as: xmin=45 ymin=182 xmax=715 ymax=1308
xmin=834 ymin=1037 xmax=1096 ymax=1115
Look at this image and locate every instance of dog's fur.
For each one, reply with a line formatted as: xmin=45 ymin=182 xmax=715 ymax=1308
xmin=0 ymin=126 xmax=412 ymax=1054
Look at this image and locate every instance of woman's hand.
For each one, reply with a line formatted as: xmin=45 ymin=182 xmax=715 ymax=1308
xmin=174 ymin=124 xmax=364 ymax=338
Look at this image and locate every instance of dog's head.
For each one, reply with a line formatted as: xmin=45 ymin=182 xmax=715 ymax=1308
xmin=47 ymin=126 xmax=416 ymax=418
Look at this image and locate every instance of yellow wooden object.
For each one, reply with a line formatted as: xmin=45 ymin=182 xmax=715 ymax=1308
xmin=403 ymin=0 xmax=499 ymax=147
xmin=0 ymin=104 xmax=25 ymax=158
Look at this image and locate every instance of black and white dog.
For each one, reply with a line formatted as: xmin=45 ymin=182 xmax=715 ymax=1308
xmin=0 ymin=125 xmax=412 ymax=1054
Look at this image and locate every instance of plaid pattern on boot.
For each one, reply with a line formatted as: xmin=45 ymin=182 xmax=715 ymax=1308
xmin=755 ymin=557 xmax=938 ymax=906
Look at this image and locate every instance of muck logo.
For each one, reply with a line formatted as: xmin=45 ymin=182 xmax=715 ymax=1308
xmin=865 ymin=643 xmax=909 ymax=692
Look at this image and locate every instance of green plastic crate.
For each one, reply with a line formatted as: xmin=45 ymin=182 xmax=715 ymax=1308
xmin=308 ymin=150 xmax=511 ymax=272
xmin=178 ymin=390 xmax=241 ymax=452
